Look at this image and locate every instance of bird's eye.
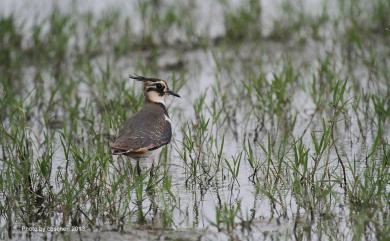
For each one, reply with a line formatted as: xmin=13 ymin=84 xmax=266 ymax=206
xmin=155 ymin=83 xmax=164 ymax=90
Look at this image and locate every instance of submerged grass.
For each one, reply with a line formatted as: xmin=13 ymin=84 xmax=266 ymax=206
xmin=0 ymin=0 xmax=389 ymax=240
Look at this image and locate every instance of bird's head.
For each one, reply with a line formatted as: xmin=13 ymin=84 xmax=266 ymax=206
xmin=129 ymin=74 xmax=180 ymax=105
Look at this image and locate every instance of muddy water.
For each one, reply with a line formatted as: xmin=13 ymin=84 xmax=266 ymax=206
xmin=112 ymin=41 xmax=378 ymax=240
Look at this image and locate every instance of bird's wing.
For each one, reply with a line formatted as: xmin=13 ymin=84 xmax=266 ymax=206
xmin=111 ymin=107 xmax=172 ymax=154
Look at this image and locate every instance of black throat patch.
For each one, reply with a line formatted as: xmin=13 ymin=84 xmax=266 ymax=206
xmin=153 ymin=102 xmax=169 ymax=117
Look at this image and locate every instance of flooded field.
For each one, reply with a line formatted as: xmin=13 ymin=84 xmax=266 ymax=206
xmin=0 ymin=0 xmax=389 ymax=240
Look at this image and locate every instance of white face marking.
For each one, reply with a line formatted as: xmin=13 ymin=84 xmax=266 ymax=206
xmin=146 ymin=91 xmax=166 ymax=105
xmin=164 ymin=114 xmax=171 ymax=123
xmin=145 ymin=80 xmax=168 ymax=105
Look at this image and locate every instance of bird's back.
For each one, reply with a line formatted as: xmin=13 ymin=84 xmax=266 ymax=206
xmin=111 ymin=102 xmax=172 ymax=156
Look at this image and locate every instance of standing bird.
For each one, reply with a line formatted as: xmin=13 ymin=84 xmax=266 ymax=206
xmin=111 ymin=75 xmax=180 ymax=162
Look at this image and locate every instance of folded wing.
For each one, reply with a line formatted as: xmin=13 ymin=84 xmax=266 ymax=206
xmin=111 ymin=105 xmax=172 ymax=155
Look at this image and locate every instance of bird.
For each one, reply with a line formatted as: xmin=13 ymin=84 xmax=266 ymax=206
xmin=110 ymin=74 xmax=180 ymax=161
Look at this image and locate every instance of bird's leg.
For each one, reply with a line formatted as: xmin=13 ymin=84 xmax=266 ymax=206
xmin=145 ymin=155 xmax=157 ymax=218
xmin=149 ymin=162 xmax=155 ymax=177
xmin=136 ymin=160 xmax=141 ymax=176
xmin=146 ymin=155 xmax=156 ymax=194
xmin=133 ymin=158 xmax=146 ymax=225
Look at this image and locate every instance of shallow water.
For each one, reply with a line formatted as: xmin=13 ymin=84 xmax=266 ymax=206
xmin=0 ymin=0 xmax=389 ymax=241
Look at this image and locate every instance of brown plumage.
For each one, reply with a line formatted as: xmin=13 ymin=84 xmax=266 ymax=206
xmin=111 ymin=75 xmax=180 ymax=159
xmin=111 ymin=103 xmax=172 ymax=157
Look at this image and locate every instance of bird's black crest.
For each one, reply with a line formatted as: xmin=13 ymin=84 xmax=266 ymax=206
xmin=129 ymin=74 xmax=162 ymax=82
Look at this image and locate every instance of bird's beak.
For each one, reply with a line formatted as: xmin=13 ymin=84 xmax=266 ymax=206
xmin=166 ymin=90 xmax=180 ymax=97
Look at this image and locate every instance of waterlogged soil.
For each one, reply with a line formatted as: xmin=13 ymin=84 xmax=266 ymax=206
xmin=1 ymin=0 xmax=389 ymax=241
